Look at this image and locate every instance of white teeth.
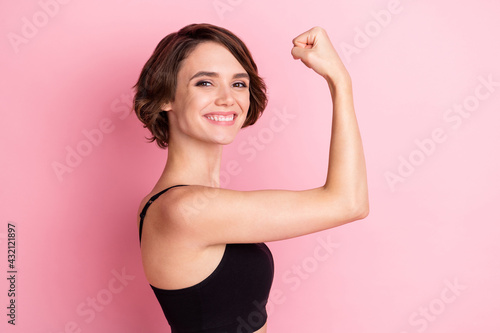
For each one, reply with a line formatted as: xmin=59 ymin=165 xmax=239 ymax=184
xmin=207 ymin=115 xmax=234 ymax=122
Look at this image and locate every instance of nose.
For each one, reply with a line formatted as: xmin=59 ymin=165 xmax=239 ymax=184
xmin=214 ymin=85 xmax=235 ymax=107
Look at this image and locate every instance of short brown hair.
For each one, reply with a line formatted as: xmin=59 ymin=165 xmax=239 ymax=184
xmin=133 ymin=23 xmax=268 ymax=149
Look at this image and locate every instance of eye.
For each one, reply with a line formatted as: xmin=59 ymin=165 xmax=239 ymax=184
xmin=195 ymin=81 xmax=212 ymax=87
xmin=233 ymin=82 xmax=248 ymax=88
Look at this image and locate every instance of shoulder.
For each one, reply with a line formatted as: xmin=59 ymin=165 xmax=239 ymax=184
xmin=136 ymin=185 xmax=192 ymax=229
xmin=158 ymin=185 xmax=219 ymax=224
xmin=135 ymin=186 xmax=194 ymax=242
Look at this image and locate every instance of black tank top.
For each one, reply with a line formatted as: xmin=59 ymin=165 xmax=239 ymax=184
xmin=139 ymin=185 xmax=274 ymax=333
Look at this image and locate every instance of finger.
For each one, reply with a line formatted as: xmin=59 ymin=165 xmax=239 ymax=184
xmin=292 ymin=27 xmax=321 ymax=48
xmin=292 ymin=30 xmax=316 ymax=48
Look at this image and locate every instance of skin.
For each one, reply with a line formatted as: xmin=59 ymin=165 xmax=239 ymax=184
xmin=137 ymin=27 xmax=369 ymax=333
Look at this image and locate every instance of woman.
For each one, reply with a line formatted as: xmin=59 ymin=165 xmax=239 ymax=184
xmin=134 ymin=23 xmax=368 ymax=333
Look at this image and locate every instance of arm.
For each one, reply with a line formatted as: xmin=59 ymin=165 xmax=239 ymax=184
xmin=164 ymin=27 xmax=369 ymax=245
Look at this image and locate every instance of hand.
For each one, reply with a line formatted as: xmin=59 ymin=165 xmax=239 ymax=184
xmin=291 ymin=27 xmax=351 ymax=86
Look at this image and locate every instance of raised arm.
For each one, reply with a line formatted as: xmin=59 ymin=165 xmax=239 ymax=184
xmin=162 ymin=27 xmax=369 ymax=245
xmin=291 ymin=27 xmax=368 ymax=216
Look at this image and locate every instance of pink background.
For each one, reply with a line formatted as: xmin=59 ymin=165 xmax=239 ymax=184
xmin=2 ymin=0 xmax=499 ymax=332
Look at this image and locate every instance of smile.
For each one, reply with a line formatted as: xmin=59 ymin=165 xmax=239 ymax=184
xmin=205 ymin=114 xmax=235 ymax=122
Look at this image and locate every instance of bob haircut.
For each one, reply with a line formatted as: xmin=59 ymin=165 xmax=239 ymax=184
xmin=133 ymin=23 xmax=268 ymax=149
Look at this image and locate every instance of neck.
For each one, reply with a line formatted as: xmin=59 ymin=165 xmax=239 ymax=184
xmin=156 ymin=136 xmax=223 ymax=189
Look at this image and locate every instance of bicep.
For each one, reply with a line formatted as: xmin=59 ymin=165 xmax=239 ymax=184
xmin=165 ymin=185 xmax=366 ymax=245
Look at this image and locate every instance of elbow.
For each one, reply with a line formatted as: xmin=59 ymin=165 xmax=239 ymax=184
xmin=328 ymin=197 xmax=369 ymax=227
xmin=352 ymin=186 xmax=370 ymax=220
xmin=356 ymin=203 xmax=369 ymax=220
xmin=322 ymin=187 xmax=369 ymax=224
xmin=347 ymin=196 xmax=369 ymax=222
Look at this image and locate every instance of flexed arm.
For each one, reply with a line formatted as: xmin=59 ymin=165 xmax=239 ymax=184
xmin=292 ymin=27 xmax=368 ymax=213
xmin=158 ymin=27 xmax=369 ymax=245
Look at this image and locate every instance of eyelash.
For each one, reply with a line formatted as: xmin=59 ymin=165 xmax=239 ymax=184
xmin=233 ymin=82 xmax=247 ymax=88
xmin=195 ymin=81 xmax=212 ymax=87
xmin=195 ymin=81 xmax=248 ymax=88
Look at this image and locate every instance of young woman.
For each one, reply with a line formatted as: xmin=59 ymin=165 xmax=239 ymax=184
xmin=134 ymin=23 xmax=368 ymax=333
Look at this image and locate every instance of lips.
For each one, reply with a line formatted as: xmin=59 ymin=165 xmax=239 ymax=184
xmin=203 ymin=112 xmax=238 ymax=125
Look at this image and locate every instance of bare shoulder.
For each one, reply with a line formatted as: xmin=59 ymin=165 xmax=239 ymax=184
xmin=157 ymin=185 xmax=216 ymax=226
xmin=136 ymin=185 xmax=192 ymax=232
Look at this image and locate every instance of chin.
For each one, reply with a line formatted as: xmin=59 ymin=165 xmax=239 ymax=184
xmin=210 ymin=136 xmax=237 ymax=146
xmin=208 ymin=128 xmax=242 ymax=146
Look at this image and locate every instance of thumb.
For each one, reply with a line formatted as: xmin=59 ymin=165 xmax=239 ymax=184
xmin=291 ymin=45 xmax=309 ymax=60
xmin=291 ymin=46 xmax=313 ymax=69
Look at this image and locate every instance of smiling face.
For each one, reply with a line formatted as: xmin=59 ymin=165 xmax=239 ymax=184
xmin=163 ymin=41 xmax=251 ymax=146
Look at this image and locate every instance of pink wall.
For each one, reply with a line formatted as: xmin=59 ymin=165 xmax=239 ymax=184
xmin=2 ymin=0 xmax=499 ymax=332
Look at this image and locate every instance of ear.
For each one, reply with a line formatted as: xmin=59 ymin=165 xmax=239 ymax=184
xmin=161 ymin=101 xmax=173 ymax=112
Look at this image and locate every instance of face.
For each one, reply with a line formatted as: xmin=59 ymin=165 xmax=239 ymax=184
xmin=164 ymin=41 xmax=251 ymax=146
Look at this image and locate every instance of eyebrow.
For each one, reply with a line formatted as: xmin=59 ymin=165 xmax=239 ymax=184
xmin=189 ymin=71 xmax=249 ymax=81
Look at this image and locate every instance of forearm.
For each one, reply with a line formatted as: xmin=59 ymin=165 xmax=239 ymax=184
xmin=323 ymin=76 xmax=369 ymax=215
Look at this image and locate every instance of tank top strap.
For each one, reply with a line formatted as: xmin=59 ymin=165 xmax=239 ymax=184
xmin=139 ymin=184 xmax=188 ymax=244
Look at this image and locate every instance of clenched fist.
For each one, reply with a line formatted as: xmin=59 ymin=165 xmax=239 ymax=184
xmin=291 ymin=27 xmax=351 ymax=86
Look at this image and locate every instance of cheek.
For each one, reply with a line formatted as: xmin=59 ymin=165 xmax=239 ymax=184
xmin=175 ymin=93 xmax=209 ymax=118
xmin=239 ymin=93 xmax=251 ymax=113
xmin=187 ymin=92 xmax=214 ymax=113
